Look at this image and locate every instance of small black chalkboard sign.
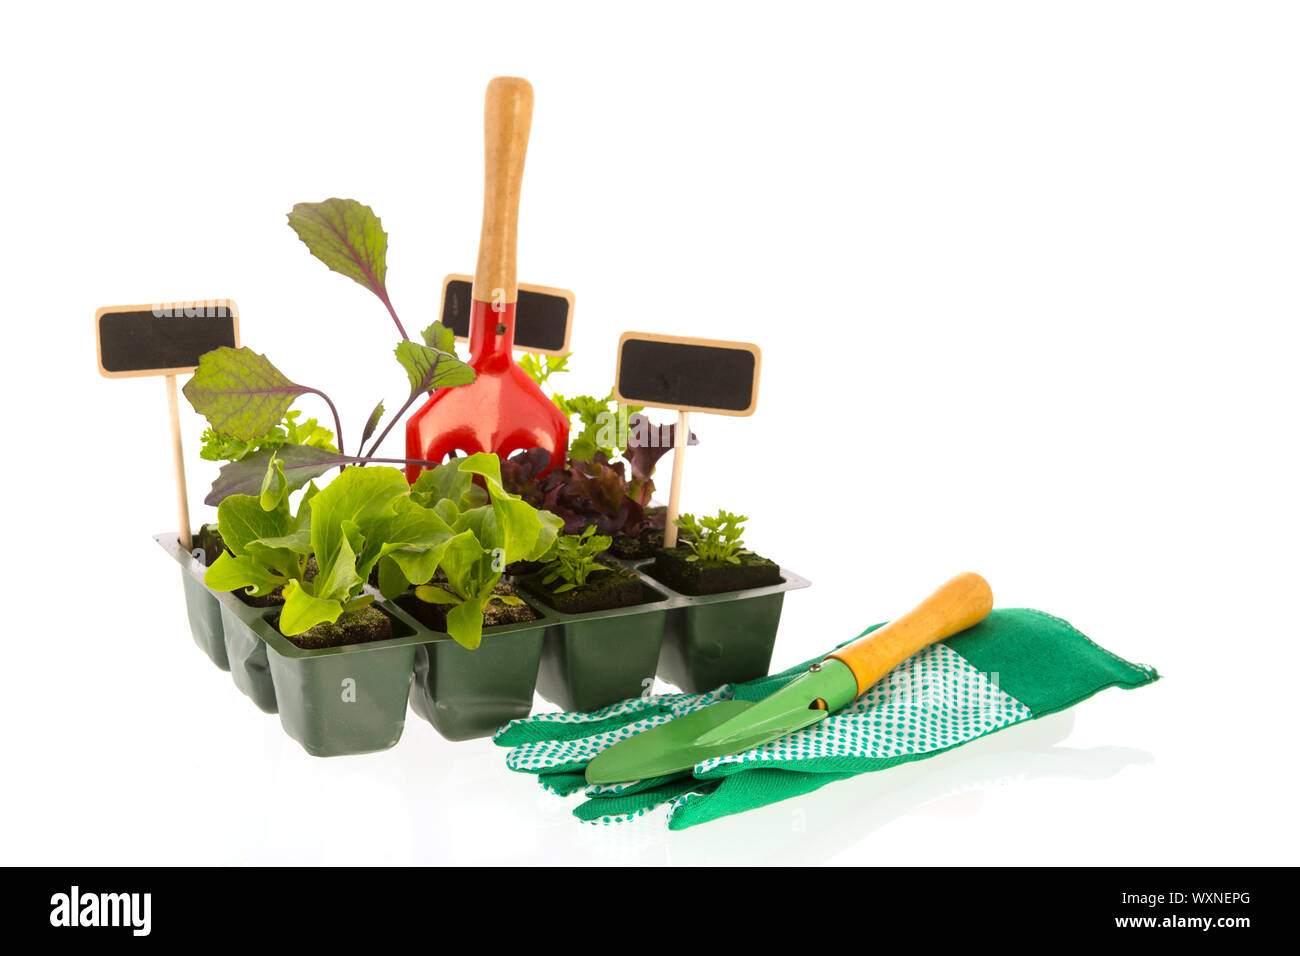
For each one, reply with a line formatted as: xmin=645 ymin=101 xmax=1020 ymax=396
xmin=614 ymin=332 xmax=761 ymax=416
xmin=439 ymin=275 xmax=573 ymax=355
xmin=96 ymin=301 xmax=240 ymax=378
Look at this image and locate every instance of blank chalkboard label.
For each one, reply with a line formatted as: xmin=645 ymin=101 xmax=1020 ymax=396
xmin=96 ymin=300 xmax=240 ymax=378
xmin=439 ymin=275 xmax=573 ymax=355
xmin=614 ymin=332 xmax=761 ymax=417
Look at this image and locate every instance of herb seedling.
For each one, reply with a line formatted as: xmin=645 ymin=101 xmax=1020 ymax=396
xmin=675 ymin=510 xmax=751 ymax=564
xmin=199 ymin=410 xmax=336 ymax=463
xmin=541 ymin=526 xmax=614 ymax=593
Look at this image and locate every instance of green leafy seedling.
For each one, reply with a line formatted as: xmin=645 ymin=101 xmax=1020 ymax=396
xmin=541 ymin=526 xmax=614 ymax=593
xmin=199 ymin=410 xmax=337 ymax=463
xmin=391 ymin=453 xmax=562 ymax=649
xmin=204 ymin=459 xmax=453 ymax=636
xmin=675 ymin=510 xmax=751 ymax=565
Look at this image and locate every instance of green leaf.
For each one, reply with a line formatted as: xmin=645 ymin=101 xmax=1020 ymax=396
xmin=414 ymin=584 xmax=460 ymax=605
xmin=519 ymin=352 xmax=569 ymax=389
xmin=361 ymin=400 xmax=385 ymax=446
xmin=437 ymin=530 xmax=491 ymax=602
xmin=287 ymin=199 xmax=393 ymax=307
xmin=342 ymin=594 xmax=375 ymax=614
xmin=204 ymin=551 xmax=285 ymax=597
xmin=361 ymin=496 xmax=456 ymax=586
xmin=279 ymin=580 xmax=343 ymax=636
xmin=307 ymin=466 xmax=410 ymax=579
xmin=199 ymin=410 xmax=336 ymax=465
xmin=205 ymin=444 xmax=352 ymax=506
xmin=376 ymin=554 xmax=410 ymax=600
xmin=249 ymin=528 xmax=312 ymax=553
xmin=260 ymin=457 xmax=288 ymax=511
xmin=216 ymin=493 xmax=292 ymax=556
xmin=568 ymin=433 xmax=599 ymax=463
xmin=421 ymin=320 xmax=457 ymax=353
xmin=446 ymin=595 xmax=490 ymax=649
xmin=394 ymin=341 xmax=476 ymax=398
xmin=458 ymin=452 xmax=560 ymax=564
xmin=281 ymin=410 xmax=336 ymax=451
xmin=492 ymin=594 xmax=526 ymax=607
xmin=182 ymin=347 xmax=311 ymax=440
xmin=410 ymin=458 xmax=487 ymax=511
xmin=312 ymin=521 xmax=363 ymax=603
xmin=455 ymin=451 xmax=504 ymax=488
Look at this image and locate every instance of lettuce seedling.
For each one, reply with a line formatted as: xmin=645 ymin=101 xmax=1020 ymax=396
xmin=388 ymin=453 xmax=562 ymax=649
xmin=204 ymin=461 xmax=452 ymax=636
xmin=674 ymin=510 xmax=751 ymax=565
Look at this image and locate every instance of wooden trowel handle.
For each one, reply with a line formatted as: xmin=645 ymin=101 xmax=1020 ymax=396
xmin=474 ymin=76 xmax=533 ymax=306
xmin=827 ymin=572 xmax=994 ymax=696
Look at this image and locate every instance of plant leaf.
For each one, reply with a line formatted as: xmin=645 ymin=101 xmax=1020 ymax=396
xmin=446 ymin=594 xmax=490 ymax=649
xmin=361 ymin=400 xmax=385 ymax=446
xmin=279 ymin=579 xmax=343 ymax=636
xmin=259 ymin=457 xmax=288 ymax=511
xmin=410 ymin=457 xmax=489 ymax=511
xmin=287 ymin=198 xmax=393 ymax=307
xmin=306 ymin=466 xmax=410 ymax=579
xmin=203 ymin=551 xmax=284 ymax=597
xmin=362 ymin=496 xmax=456 ymax=587
xmin=182 ymin=347 xmax=311 ymax=440
xmin=623 ymin=412 xmax=698 ymax=481
xmin=342 ymin=594 xmax=375 ymax=614
xmin=312 ymin=522 xmax=363 ymax=603
xmin=421 ymin=320 xmax=457 ymax=353
xmin=394 ymin=341 xmax=476 ymax=398
xmin=376 ymin=555 xmax=409 ymax=600
xmin=414 ymin=584 xmax=460 ymax=605
xmin=205 ymin=444 xmax=353 ymax=506
xmin=216 ymin=492 xmax=292 ymax=556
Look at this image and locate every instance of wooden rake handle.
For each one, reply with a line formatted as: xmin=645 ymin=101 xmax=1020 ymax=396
xmin=827 ymin=572 xmax=994 ymax=696
xmin=474 ymin=76 xmax=533 ymax=306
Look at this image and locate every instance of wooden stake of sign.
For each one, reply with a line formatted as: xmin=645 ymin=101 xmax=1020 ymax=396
xmin=96 ymin=300 xmax=240 ymax=552
xmin=665 ymin=410 xmax=690 ymax=548
xmin=164 ymin=375 xmax=192 ymax=551
xmin=612 ymin=332 xmax=762 ymax=549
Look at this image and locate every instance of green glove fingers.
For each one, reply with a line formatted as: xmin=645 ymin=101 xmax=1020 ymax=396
xmin=496 ymin=685 xmax=736 ymax=778
xmin=573 ymin=777 xmax=721 ymax=825
xmin=504 ymin=709 xmax=680 ymax=776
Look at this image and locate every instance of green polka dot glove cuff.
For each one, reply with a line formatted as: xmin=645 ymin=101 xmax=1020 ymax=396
xmin=493 ymin=608 xmax=1157 ymax=830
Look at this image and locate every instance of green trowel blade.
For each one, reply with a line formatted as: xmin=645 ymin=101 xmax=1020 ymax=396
xmin=584 ymin=661 xmax=857 ymax=785
xmin=584 ymin=700 xmax=758 ymax=785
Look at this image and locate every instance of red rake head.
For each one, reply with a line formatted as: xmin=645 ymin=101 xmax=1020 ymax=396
xmin=405 ymin=301 xmax=568 ymax=482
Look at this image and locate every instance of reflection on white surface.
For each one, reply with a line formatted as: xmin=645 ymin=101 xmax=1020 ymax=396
xmin=563 ymin=711 xmax=1154 ymax=865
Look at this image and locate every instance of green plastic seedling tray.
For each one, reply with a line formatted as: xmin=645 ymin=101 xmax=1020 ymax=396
xmin=220 ymin=602 xmax=280 ymax=714
xmin=160 ymin=534 xmax=429 ymax=755
xmin=178 ymin=553 xmax=229 ymax=671
xmin=393 ymin=593 xmax=553 ymax=742
xmin=617 ymin=557 xmax=812 ymax=694
xmin=519 ymin=578 xmax=674 ymax=714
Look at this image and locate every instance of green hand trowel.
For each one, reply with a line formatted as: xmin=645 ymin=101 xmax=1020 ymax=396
xmin=585 ymin=572 xmax=995 ymax=785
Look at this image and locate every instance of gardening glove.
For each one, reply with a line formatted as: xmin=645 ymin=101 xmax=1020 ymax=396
xmin=494 ymin=608 xmax=1158 ymax=830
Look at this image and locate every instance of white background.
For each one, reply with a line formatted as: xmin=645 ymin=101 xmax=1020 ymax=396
xmin=1 ymin=1 xmax=1296 ymax=865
